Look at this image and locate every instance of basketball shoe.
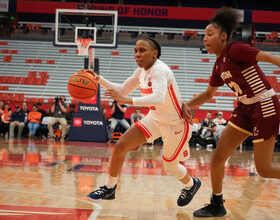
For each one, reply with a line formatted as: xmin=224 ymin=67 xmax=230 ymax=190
xmin=177 ymin=177 xmax=201 ymax=206
xmin=193 ymin=194 xmax=227 ymax=217
xmin=87 ymin=185 xmax=117 ymax=200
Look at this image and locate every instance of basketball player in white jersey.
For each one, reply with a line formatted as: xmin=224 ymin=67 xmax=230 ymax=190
xmin=84 ymin=38 xmax=200 ymax=206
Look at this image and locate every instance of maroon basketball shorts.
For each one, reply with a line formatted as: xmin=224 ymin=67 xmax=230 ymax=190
xmin=229 ymin=95 xmax=280 ymax=143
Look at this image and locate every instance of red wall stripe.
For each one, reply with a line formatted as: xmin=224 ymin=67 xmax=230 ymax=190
xmin=252 ymin=10 xmax=280 ymax=24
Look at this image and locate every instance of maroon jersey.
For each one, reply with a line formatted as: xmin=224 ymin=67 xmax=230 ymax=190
xmin=209 ymin=42 xmax=272 ymax=99
xmin=209 ymin=42 xmax=280 ymax=142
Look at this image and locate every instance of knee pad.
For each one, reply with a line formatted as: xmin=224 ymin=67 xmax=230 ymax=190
xmin=163 ymin=160 xmax=187 ymax=180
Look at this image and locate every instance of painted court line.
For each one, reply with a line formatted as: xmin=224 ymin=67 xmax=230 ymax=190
xmin=0 ymin=188 xmax=103 ymax=220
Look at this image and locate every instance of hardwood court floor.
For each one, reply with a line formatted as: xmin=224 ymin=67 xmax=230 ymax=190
xmin=0 ymin=138 xmax=280 ymax=220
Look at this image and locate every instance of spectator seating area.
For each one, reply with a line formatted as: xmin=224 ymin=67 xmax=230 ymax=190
xmin=15 ymin=22 xmax=280 ymax=49
xmin=0 ymin=39 xmax=280 ymax=113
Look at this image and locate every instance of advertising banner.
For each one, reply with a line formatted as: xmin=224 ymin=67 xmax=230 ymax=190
xmin=16 ymin=1 xmax=280 ymax=24
xmin=69 ymin=112 xmax=107 ymax=142
xmin=17 ymin=1 xmax=216 ymax=21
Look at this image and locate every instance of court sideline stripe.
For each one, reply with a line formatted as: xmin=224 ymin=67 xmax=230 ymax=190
xmin=0 ymin=188 xmax=102 ymax=220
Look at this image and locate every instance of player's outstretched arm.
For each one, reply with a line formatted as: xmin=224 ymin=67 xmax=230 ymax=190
xmin=187 ymin=85 xmax=218 ymax=108
xmin=256 ymin=51 xmax=280 ymax=68
xmin=182 ymin=85 xmax=218 ymax=122
xmin=80 ymin=69 xmax=140 ymax=98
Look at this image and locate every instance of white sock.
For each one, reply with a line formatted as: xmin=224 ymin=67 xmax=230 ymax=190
xmin=184 ymin=177 xmax=194 ymax=189
xmin=213 ymin=192 xmax=223 ymax=196
xmin=105 ymin=174 xmax=118 ymax=188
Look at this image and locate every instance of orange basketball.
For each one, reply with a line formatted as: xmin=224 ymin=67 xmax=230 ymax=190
xmin=67 ymin=72 xmax=98 ymax=102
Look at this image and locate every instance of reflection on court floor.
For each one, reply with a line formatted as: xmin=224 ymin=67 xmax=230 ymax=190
xmin=0 ymin=138 xmax=279 ymax=219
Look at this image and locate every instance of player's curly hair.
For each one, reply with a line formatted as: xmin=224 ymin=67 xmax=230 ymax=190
xmin=144 ymin=38 xmax=161 ymax=58
xmin=210 ymin=6 xmax=239 ymax=41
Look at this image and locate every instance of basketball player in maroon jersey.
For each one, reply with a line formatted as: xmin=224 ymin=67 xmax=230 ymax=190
xmin=182 ymin=7 xmax=280 ymax=217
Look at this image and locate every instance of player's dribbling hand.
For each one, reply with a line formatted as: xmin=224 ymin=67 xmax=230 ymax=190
xmin=104 ymin=89 xmax=130 ymax=104
xmin=182 ymin=103 xmax=193 ymax=125
xmin=77 ymin=69 xmax=100 ymax=82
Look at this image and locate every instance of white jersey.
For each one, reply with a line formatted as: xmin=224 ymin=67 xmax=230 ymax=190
xmin=99 ymin=59 xmax=183 ymax=124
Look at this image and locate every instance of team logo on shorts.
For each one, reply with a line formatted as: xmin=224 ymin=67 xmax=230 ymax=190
xmin=174 ymin=130 xmax=183 ymax=135
xmin=183 ymin=150 xmax=188 ymax=157
xmin=253 ymin=127 xmax=259 ymax=136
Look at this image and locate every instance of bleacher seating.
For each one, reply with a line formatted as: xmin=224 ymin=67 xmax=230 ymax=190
xmin=0 ymin=39 xmax=280 ymax=112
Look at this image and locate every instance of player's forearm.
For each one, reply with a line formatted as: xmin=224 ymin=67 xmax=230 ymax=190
xmin=121 ymin=98 xmax=133 ymax=105
xmin=270 ymin=55 xmax=280 ymax=68
xmin=257 ymin=51 xmax=280 ymax=68
xmin=132 ymin=93 xmax=164 ymax=106
xmin=99 ymin=76 xmax=123 ymax=93
xmin=99 ymin=76 xmax=139 ymax=97
xmin=187 ymin=90 xmax=213 ymax=108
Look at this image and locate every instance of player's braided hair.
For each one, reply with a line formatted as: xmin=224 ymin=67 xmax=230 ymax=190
xmin=210 ymin=6 xmax=239 ymax=41
xmin=144 ymin=38 xmax=161 ymax=58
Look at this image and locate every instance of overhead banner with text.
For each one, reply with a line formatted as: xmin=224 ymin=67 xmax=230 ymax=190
xmin=17 ymin=1 xmax=218 ymax=21
xmin=17 ymin=1 xmax=280 ymax=26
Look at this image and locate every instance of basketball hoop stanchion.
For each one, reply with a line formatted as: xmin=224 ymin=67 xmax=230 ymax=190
xmin=89 ymin=47 xmax=95 ymax=70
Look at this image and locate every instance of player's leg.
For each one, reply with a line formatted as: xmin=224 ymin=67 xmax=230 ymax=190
xmin=163 ymin=158 xmax=201 ymax=206
xmin=87 ymin=124 xmax=147 ymax=200
xmin=211 ymin=124 xmax=248 ymax=193
xmin=108 ymin=125 xmax=146 ymax=176
xmin=252 ymin=96 xmax=280 ymax=179
xmin=162 ymin=121 xmax=200 ymax=206
xmin=254 ymin=135 xmax=280 ymax=178
xmin=193 ymin=123 xmax=248 ymax=217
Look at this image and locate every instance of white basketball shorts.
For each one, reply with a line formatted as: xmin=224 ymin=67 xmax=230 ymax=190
xmin=135 ymin=113 xmax=192 ymax=162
